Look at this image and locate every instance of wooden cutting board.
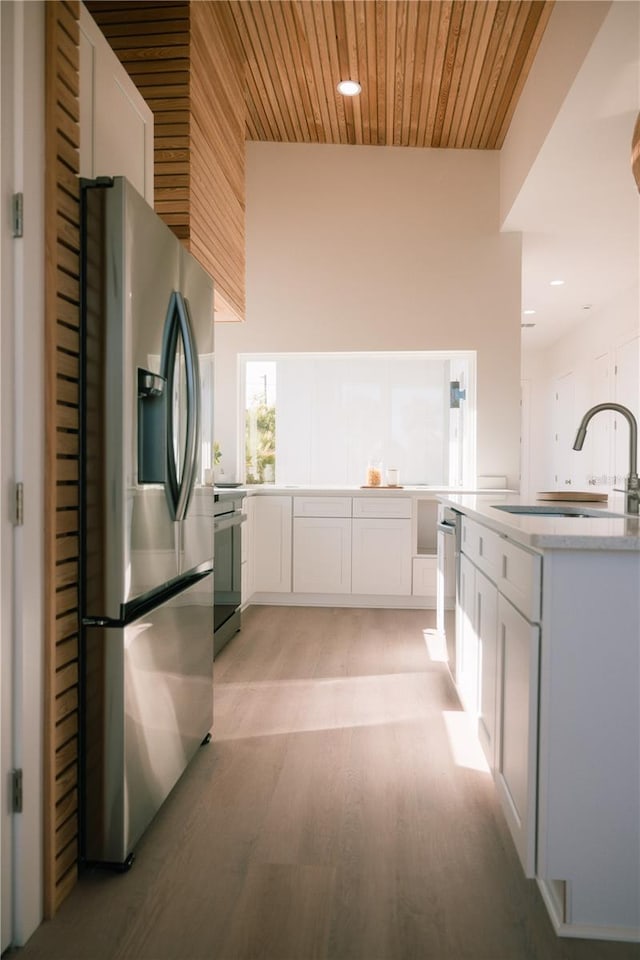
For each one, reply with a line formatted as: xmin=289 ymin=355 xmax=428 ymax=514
xmin=536 ymin=491 xmax=608 ymax=502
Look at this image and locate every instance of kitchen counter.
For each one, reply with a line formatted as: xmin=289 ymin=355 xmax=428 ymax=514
xmin=234 ymin=484 xmax=511 ymax=497
xmin=438 ymin=493 xmax=640 ymax=551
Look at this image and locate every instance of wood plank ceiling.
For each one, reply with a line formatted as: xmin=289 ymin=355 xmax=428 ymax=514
xmin=223 ymin=0 xmax=554 ymax=149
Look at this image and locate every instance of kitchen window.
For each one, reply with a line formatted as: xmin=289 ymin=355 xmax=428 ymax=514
xmin=241 ymin=352 xmax=476 ymax=487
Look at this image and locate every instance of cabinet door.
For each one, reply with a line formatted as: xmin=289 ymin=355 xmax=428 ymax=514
xmin=252 ymin=496 xmax=292 ymax=593
xmin=456 ymin=554 xmax=478 ymax=715
xmin=293 ymin=517 xmax=351 ymax=593
xmin=351 ymin=518 xmax=411 ymax=595
xmin=79 ymin=5 xmax=154 ymax=202
xmin=476 ymin=568 xmax=498 ymax=771
xmin=496 ymin=595 xmax=540 ymax=878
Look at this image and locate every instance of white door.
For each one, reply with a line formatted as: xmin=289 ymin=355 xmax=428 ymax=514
xmin=613 ymin=335 xmax=640 ymax=486
xmin=0 ymin=3 xmax=15 ymax=948
xmin=588 ymin=353 xmax=611 ymax=489
xmin=1 ymin=2 xmax=46 ymax=948
xmin=552 ymin=371 xmax=576 ymax=489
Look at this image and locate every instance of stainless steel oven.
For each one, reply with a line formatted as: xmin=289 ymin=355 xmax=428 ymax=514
xmin=213 ymin=492 xmax=246 ymax=657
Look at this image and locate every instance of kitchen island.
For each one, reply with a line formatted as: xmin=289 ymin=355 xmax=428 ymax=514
xmin=437 ymin=493 xmax=640 ymax=943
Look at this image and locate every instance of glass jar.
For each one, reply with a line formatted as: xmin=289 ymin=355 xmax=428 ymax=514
xmin=366 ymin=460 xmax=383 ymax=486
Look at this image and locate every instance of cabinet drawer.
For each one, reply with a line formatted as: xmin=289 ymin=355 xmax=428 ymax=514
xmin=352 ymin=497 xmax=412 ymax=519
xmin=412 ymin=556 xmax=437 ymax=597
xmin=293 ymin=496 xmax=351 ymax=518
xmin=461 ymin=516 xmax=502 ymax=582
xmin=499 ymin=539 xmax=541 ymax=623
xmin=462 ymin=516 xmax=542 ymax=622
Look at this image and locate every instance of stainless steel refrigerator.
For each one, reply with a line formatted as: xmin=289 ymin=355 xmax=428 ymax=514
xmin=81 ymin=177 xmax=215 ymax=868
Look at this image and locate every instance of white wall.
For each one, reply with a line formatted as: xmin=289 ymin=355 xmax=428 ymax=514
xmin=215 ymin=142 xmax=522 ymax=488
xmin=499 ymin=0 xmax=610 ymax=227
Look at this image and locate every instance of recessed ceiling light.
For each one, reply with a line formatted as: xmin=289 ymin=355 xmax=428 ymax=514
xmin=523 ymin=309 xmax=536 ymax=315
xmin=550 ymin=279 xmax=565 ymax=286
xmin=337 ymin=79 xmax=362 ymax=96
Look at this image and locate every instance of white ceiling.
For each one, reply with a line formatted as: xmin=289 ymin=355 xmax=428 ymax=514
xmin=503 ymin=1 xmax=640 ymax=351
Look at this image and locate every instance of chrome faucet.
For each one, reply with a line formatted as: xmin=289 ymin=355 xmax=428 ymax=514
xmin=573 ymin=403 xmax=639 ymax=514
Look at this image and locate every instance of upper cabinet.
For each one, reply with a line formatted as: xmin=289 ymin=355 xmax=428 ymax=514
xmin=85 ymin=1 xmax=245 ymax=323
xmin=78 ymin=4 xmax=154 ymax=202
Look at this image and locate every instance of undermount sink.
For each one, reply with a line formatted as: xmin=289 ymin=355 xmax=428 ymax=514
xmin=492 ymin=504 xmax=624 ymax=519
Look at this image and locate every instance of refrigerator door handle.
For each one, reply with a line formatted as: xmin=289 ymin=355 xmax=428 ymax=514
xmin=174 ymin=292 xmax=200 ymax=521
xmin=160 ymin=291 xmax=200 ymax=522
xmin=161 ymin=292 xmax=181 ymax=519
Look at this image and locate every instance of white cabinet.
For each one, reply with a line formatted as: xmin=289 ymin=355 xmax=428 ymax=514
xmin=252 ymin=496 xmax=292 ymax=593
xmin=451 ymin=505 xmax=640 ymax=938
xmin=79 ymin=5 xmax=154 ymax=203
xmin=476 ymin=567 xmax=498 ymax=772
xmin=412 ymin=556 xmax=437 ymax=597
xmin=495 ymin=594 xmax=539 ymax=878
xmin=293 ymin=517 xmax=351 ymax=593
xmin=456 ymin=554 xmax=478 ymax=715
xmin=456 ymin=514 xmax=540 ymax=878
xmin=351 ymin=518 xmax=412 ymax=596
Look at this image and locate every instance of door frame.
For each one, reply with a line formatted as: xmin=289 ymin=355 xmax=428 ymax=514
xmin=1 ymin=0 xmax=16 ymax=948
xmin=0 ymin=0 xmax=46 ymax=948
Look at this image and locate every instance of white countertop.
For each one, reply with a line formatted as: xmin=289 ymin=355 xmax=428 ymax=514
xmin=437 ymin=493 xmax=640 ymax=551
xmin=236 ymin=484 xmax=510 ymax=497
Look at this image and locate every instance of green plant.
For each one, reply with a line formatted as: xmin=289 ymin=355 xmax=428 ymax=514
xmin=245 ymin=401 xmax=275 ymax=483
xmin=213 ymin=441 xmax=222 ymax=466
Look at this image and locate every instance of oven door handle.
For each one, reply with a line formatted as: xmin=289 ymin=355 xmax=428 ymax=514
xmin=214 ymin=510 xmax=247 ymax=533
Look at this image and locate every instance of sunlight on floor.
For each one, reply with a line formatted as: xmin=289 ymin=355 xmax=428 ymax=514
xmin=442 ymin=710 xmax=490 ymax=773
xmin=422 ymin=628 xmax=448 ymax=662
xmin=214 ymin=672 xmax=440 ymax=740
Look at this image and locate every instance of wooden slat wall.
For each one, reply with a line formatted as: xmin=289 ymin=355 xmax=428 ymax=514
xmin=44 ymin=0 xmax=81 ymax=917
xmin=190 ymin=2 xmax=245 ymax=324
xmin=224 ymin=0 xmax=554 ymax=150
xmin=85 ymin=0 xmax=245 ymax=322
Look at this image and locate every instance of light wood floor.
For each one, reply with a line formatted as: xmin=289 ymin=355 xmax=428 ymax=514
xmin=13 ymin=606 xmax=639 ymax=960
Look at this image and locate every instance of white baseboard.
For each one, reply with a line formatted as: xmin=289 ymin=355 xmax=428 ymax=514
xmin=249 ymin=592 xmax=436 ymax=609
xmin=537 ymin=878 xmax=640 ymax=943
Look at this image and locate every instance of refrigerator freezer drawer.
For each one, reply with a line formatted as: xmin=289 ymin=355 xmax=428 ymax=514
xmin=83 ymin=572 xmax=213 ymax=865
